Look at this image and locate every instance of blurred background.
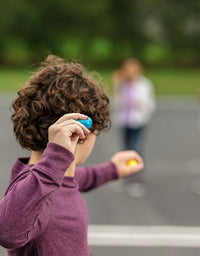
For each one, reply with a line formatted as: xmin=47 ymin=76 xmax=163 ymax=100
xmin=0 ymin=0 xmax=200 ymax=94
xmin=0 ymin=0 xmax=200 ymax=255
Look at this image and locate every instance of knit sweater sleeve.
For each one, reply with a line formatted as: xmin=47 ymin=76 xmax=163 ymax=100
xmin=0 ymin=143 xmax=74 ymax=249
xmin=74 ymin=161 xmax=119 ymax=192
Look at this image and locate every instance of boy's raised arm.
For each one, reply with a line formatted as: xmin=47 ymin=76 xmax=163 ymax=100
xmin=0 ymin=113 xmax=89 ymax=249
xmin=0 ymin=143 xmax=74 ymax=249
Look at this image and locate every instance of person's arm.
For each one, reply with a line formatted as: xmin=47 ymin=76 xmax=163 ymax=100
xmin=74 ymin=151 xmax=144 ymax=192
xmin=113 ymin=70 xmax=124 ymax=106
xmin=74 ymin=161 xmax=118 ymax=192
xmin=137 ymin=79 xmax=156 ymax=113
xmin=144 ymin=80 xmax=156 ymax=112
xmin=0 ymin=143 xmax=74 ymax=249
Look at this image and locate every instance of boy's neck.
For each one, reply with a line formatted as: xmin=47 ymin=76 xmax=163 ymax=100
xmin=28 ymin=151 xmax=43 ymax=165
xmin=65 ymin=161 xmax=76 ymax=177
xmin=28 ymin=150 xmax=75 ymax=177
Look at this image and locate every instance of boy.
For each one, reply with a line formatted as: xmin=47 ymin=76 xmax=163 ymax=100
xmin=0 ymin=55 xmax=143 ymax=256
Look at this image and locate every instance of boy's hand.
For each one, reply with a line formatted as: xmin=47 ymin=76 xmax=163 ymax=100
xmin=111 ymin=151 xmax=144 ymax=178
xmin=48 ymin=113 xmax=90 ymax=153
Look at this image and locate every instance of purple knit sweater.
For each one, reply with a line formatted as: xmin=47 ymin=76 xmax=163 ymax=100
xmin=0 ymin=143 xmax=118 ymax=256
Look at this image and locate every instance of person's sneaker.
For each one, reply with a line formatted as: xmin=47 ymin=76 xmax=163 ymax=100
xmin=125 ymin=183 xmax=147 ymax=198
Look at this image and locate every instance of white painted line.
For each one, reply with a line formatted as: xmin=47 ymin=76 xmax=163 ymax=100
xmin=88 ymin=225 xmax=200 ymax=247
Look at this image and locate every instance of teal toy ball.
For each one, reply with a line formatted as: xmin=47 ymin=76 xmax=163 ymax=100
xmin=77 ymin=117 xmax=93 ymax=129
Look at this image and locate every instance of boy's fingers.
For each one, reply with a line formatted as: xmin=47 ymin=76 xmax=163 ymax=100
xmin=133 ymin=154 xmax=143 ymax=164
xmin=122 ymin=151 xmax=143 ymax=164
xmin=55 ymin=113 xmax=88 ymax=125
xmin=71 ymin=136 xmax=80 ymax=147
xmin=126 ymin=162 xmax=144 ymax=173
xmin=56 ymin=120 xmax=90 ymax=135
xmin=66 ymin=124 xmax=86 ymax=139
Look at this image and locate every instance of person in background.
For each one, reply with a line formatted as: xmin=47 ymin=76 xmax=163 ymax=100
xmin=113 ymin=58 xmax=156 ymax=197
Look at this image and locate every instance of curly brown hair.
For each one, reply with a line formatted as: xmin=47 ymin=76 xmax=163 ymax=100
xmin=11 ymin=55 xmax=111 ymax=151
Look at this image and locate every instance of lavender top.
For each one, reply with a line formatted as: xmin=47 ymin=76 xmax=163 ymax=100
xmin=0 ymin=143 xmax=118 ymax=256
xmin=118 ymin=76 xmax=156 ymax=128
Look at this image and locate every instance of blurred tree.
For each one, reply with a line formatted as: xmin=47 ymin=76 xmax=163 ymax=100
xmin=0 ymin=0 xmax=199 ymax=67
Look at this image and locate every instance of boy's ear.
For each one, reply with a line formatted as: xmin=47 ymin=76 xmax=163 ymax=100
xmin=94 ymin=130 xmax=100 ymax=136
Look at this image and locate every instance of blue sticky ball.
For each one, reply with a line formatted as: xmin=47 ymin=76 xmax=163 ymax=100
xmin=77 ymin=117 xmax=93 ymax=129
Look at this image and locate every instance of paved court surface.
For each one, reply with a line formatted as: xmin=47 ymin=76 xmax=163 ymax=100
xmin=0 ymin=95 xmax=200 ymax=255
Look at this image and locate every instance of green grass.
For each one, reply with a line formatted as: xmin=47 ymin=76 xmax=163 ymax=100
xmin=0 ymin=68 xmax=200 ymax=96
xmin=100 ymin=69 xmax=200 ymax=96
xmin=0 ymin=68 xmax=31 ymax=92
xmin=145 ymin=69 xmax=200 ymax=96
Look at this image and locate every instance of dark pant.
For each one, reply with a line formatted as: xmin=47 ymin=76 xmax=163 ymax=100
xmin=122 ymin=126 xmax=146 ymax=184
xmin=122 ymin=126 xmax=146 ymax=155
